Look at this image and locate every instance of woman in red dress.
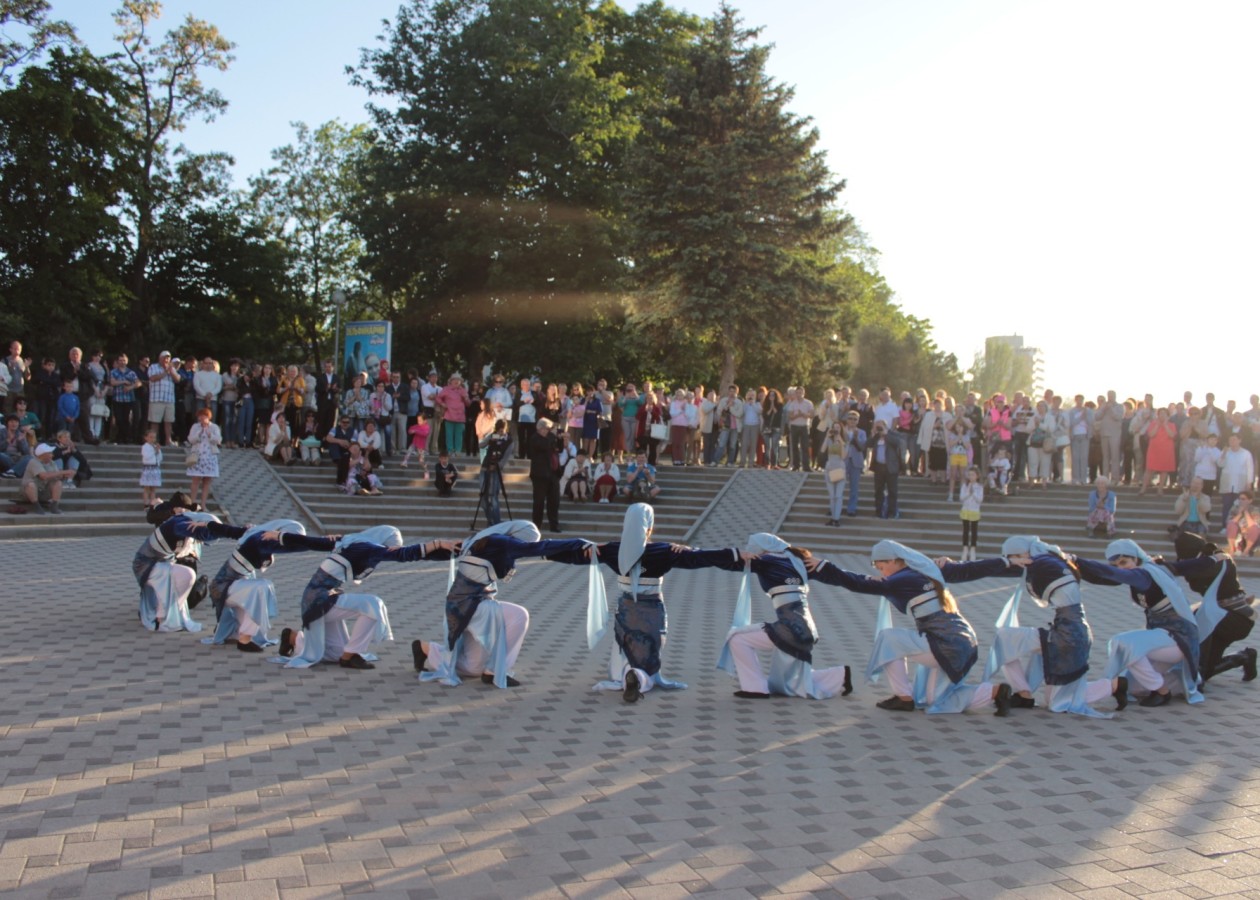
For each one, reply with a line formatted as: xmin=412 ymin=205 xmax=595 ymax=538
xmin=1141 ymin=406 xmax=1177 ymax=495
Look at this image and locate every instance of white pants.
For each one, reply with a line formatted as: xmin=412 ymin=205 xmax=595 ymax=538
xmin=425 ymin=600 xmax=529 ymax=677
xmin=1126 ymin=644 xmax=1185 ymax=693
xmin=884 ymin=651 xmax=994 ymax=710
xmin=293 ymin=604 xmax=378 ymax=662
xmin=1004 ymin=657 xmax=1115 ymax=704
xmin=727 ymin=629 xmax=849 ymax=696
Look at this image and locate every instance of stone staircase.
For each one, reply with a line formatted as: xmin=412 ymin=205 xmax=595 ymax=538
xmin=3 ymin=445 xmax=1257 ymax=581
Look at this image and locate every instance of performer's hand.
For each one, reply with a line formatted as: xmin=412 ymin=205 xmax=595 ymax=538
xmin=739 ymin=551 xmax=756 ymax=562
xmin=261 ymin=530 xmax=281 ymax=542
xmin=933 ymin=556 xmax=954 ymax=567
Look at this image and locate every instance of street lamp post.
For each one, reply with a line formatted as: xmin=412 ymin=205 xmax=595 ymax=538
xmin=332 ymin=289 xmax=346 ymax=375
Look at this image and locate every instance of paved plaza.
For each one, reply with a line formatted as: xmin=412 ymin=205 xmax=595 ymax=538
xmin=4 ymin=508 xmax=1260 ymax=897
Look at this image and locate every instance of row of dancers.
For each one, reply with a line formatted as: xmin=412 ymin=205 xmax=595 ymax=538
xmin=131 ymin=492 xmax=1257 ymax=714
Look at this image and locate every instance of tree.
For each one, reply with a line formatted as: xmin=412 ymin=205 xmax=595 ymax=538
xmin=350 ymin=0 xmax=698 ymax=378
xmin=624 ymin=4 xmax=847 ymax=390
xmin=111 ymin=0 xmax=234 ymax=347
xmin=250 ymin=120 xmax=371 ymax=364
xmin=0 ymin=0 xmax=76 ymax=85
xmin=969 ymin=337 xmax=1035 ymax=399
xmin=0 ymin=47 xmax=131 ymax=351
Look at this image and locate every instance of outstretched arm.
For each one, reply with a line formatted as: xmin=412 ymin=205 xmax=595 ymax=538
xmin=807 ymin=559 xmax=888 ymax=595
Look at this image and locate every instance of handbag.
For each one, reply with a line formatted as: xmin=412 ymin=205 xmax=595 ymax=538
xmin=90 ymin=401 xmax=110 ymax=417
xmin=649 ymin=422 xmax=668 ymax=441
xmin=826 ymin=466 xmax=845 ymax=483
xmin=1054 ymin=432 xmax=1070 ymax=448
xmin=184 ymin=450 xmax=200 ymax=467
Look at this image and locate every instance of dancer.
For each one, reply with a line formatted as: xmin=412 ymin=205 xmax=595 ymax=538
xmin=415 ymin=521 xmax=585 ymax=688
xmin=548 ymin=503 xmax=739 ymax=701
xmin=808 ymin=540 xmax=1019 ymax=714
xmin=1170 ymin=530 xmax=1257 ymax=686
xmin=206 ymin=520 xmax=339 ymax=652
xmin=132 ymin=492 xmax=244 ymax=632
xmin=984 ymin=536 xmax=1125 ymax=716
xmin=1077 ymin=539 xmax=1212 ymax=706
xmin=279 ymin=526 xmax=458 ymax=670
xmin=717 ymin=533 xmax=854 ymax=700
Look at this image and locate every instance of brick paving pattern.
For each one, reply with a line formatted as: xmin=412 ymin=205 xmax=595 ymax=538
xmin=2 ymin=466 xmax=1259 ymax=898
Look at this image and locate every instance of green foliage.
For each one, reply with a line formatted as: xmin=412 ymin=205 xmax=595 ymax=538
xmin=250 ymin=120 xmax=372 ymax=363
xmin=0 ymin=47 xmax=130 ymax=352
xmin=969 ymin=337 xmax=1034 ymax=399
xmin=624 ymin=4 xmax=847 ymax=390
xmin=0 ymin=0 xmax=77 ymax=85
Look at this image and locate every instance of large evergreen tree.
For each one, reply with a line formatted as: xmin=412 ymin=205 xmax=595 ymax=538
xmin=625 ymin=4 xmax=847 ymax=390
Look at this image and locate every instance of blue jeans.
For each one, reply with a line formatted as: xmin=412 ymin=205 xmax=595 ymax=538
xmin=237 ymin=397 xmax=255 ymax=446
xmin=717 ymin=428 xmax=739 ymax=465
xmin=219 ymin=400 xmax=238 ymax=444
xmin=845 ymin=457 xmax=864 ymax=514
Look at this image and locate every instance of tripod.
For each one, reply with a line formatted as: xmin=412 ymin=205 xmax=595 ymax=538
xmin=469 ymin=460 xmax=513 ymax=531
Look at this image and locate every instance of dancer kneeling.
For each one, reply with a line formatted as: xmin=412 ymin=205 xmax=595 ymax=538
xmin=1170 ymin=530 xmax=1257 ymax=687
xmin=1077 ymin=539 xmax=1212 ymax=707
xmin=207 ymin=519 xmax=339 ymax=652
xmin=279 ymin=526 xmax=456 ymax=670
xmin=809 ymin=540 xmax=1020 ymax=714
xmin=548 ymin=502 xmax=739 ymax=702
xmin=415 ymin=521 xmax=584 ymax=688
xmin=986 ymin=536 xmax=1125 ymax=716
xmin=133 ymin=492 xmax=244 ymax=632
xmin=717 ymin=533 xmax=853 ymax=700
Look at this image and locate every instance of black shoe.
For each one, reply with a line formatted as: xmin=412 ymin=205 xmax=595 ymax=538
xmin=841 ymin=665 xmax=853 ymax=697
xmin=236 ymin=640 xmax=263 ymax=653
xmin=734 ymin=690 xmax=770 ymax=699
xmin=623 ymin=670 xmax=642 ymax=703
xmin=875 ymin=695 xmax=915 ymax=711
xmin=187 ymin=575 xmax=208 ymax=610
xmin=279 ymin=627 xmax=295 ymax=658
xmin=411 ymin=639 xmax=427 ymax=673
xmin=1139 ymin=690 xmax=1170 ymax=708
xmin=1113 ymin=676 xmax=1128 ymax=711
xmin=482 ymin=672 xmax=521 ymax=687
xmin=1243 ymin=648 xmax=1258 ymax=682
xmin=993 ymin=683 xmax=1012 ymax=717
xmin=339 ymin=653 xmax=375 ymax=670
xmin=549 ymin=526 xmax=563 ymax=533
xmin=1010 ymin=694 xmax=1036 ymax=709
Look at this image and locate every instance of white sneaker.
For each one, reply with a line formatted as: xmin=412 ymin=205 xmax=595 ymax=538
xmin=599 ymin=498 xmax=609 ymax=504
xmin=64 ymin=482 xmax=77 ymax=490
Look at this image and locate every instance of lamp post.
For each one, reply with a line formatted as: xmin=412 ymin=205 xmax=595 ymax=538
xmin=332 ymin=289 xmax=346 ymax=374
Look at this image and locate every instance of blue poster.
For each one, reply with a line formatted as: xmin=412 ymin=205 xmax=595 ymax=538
xmin=343 ymin=321 xmax=393 ymax=387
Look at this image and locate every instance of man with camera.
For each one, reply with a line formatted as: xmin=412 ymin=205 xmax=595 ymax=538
xmin=147 ymin=351 xmax=182 ymax=448
xmin=479 ymin=418 xmax=514 ymax=525
xmin=528 ymin=418 xmax=563 ymax=533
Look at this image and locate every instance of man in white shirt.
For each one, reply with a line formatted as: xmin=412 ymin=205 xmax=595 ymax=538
xmin=785 ymin=388 xmax=814 ymax=471
xmin=1219 ymin=432 xmax=1256 ymax=526
xmin=872 ymin=388 xmax=899 ymax=433
xmin=714 ymin=385 xmax=744 ymax=466
xmin=484 ymin=374 xmax=513 ymax=421
xmin=420 ymin=370 xmax=442 ymax=452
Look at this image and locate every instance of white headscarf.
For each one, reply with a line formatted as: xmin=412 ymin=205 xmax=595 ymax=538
xmin=1105 ymin=538 xmax=1196 ymax=624
xmin=746 ymin=532 xmax=808 ymax=585
xmin=182 ymin=511 xmax=222 ymax=525
xmin=1001 ymin=535 xmax=1064 ymax=560
xmin=871 ymin=539 xmax=942 ymax=584
xmin=336 ymin=525 xmax=402 ymax=552
xmin=242 ymin=519 xmax=306 ymax=544
xmin=619 ymin=503 xmax=654 ymax=576
xmin=463 ymin=520 xmax=540 ymax=557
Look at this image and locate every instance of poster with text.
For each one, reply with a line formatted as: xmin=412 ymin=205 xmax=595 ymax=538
xmin=343 ymin=321 xmax=393 ymax=387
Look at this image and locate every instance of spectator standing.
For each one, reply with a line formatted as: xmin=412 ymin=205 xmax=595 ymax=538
xmin=841 ymin=410 xmax=867 ymax=517
xmin=147 ymin=351 xmax=181 ymax=447
xmin=185 ymin=407 xmax=222 ymax=510
xmin=868 ymin=421 xmax=901 ymax=519
xmin=252 ymin=364 xmax=276 ymax=447
xmin=529 ymin=418 xmax=563 ymax=532
xmin=516 ymin=377 xmax=537 ymax=460
xmin=714 ymin=384 xmax=744 ymax=466
xmin=3 ymin=341 xmax=26 ymax=415
xmin=1096 ymin=390 xmax=1125 ymax=485
xmin=277 ymin=365 xmax=306 ymax=437
xmin=368 ymin=381 xmax=394 ymax=456
xmin=132 ymin=355 xmax=149 ymax=436
xmin=315 ymin=360 xmax=339 ymax=437
xmin=958 ymin=466 xmax=984 ymax=560
xmin=139 ymin=427 xmax=163 ymax=508
xmin=437 ymin=374 xmax=470 ymax=457
xmin=218 ymin=361 xmax=240 ymax=448
xmin=193 ymin=357 xmax=222 ymax=414
xmin=786 ymin=387 xmax=814 ymax=471
xmin=1141 ymin=408 xmax=1177 ymax=495
xmin=420 ymin=370 xmax=442 ymax=452
xmin=56 ymin=379 xmax=81 ymax=442
xmin=109 ymin=354 xmax=140 ymax=446
xmin=1067 ymin=395 xmax=1093 ymax=485
xmin=1219 ymin=432 xmax=1256 ymax=526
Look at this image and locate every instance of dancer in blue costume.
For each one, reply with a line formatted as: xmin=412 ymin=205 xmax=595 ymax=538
xmin=414 ymin=521 xmax=586 ymax=688
xmin=132 ymin=492 xmax=244 ymax=632
xmin=206 ymin=519 xmax=339 ymax=652
xmin=984 ymin=536 xmax=1126 ymax=717
xmin=279 ymin=526 xmax=458 ymax=670
xmin=808 ymin=540 xmax=1020 ymax=714
xmin=1077 ymin=538 xmax=1215 ymax=706
xmin=1171 ymin=530 xmax=1258 ymax=686
xmin=548 ymin=503 xmax=740 ymax=702
xmin=716 ymin=533 xmax=854 ymax=700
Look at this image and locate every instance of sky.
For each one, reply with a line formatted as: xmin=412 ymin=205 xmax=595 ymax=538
xmin=51 ymin=0 xmax=1260 ymax=407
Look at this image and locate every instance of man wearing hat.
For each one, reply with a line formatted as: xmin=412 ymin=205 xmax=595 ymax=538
xmin=147 ymin=351 xmax=182 ymax=448
xmin=21 ymin=442 xmax=73 ymax=514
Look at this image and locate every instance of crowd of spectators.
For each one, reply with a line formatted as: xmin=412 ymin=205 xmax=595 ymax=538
xmin=4 ymin=338 xmax=1258 ymax=536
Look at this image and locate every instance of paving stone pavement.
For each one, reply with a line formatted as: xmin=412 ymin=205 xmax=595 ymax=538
xmin=4 ymin=499 xmax=1260 ymax=897
xmin=212 ymin=449 xmax=314 ymax=531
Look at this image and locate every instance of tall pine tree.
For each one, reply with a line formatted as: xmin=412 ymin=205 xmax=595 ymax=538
xmin=625 ymin=4 xmax=847 ymax=390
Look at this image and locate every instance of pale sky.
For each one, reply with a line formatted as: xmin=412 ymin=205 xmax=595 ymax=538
xmin=55 ymin=0 xmax=1260 ymax=408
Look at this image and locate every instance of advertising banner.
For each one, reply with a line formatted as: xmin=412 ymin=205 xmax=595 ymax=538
xmin=343 ymin=320 xmax=392 ymax=387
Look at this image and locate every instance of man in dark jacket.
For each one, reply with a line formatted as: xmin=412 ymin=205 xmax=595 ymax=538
xmin=528 ymin=418 xmax=562 ymax=533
